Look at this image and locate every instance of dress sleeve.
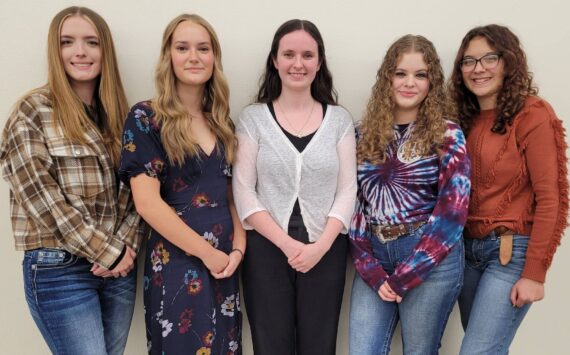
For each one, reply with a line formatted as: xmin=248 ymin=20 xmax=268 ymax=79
xmin=516 ymin=100 xmax=568 ymax=282
xmin=327 ymin=122 xmax=357 ymax=232
xmin=0 ymin=99 xmax=124 ymax=268
xmin=119 ymin=103 xmax=168 ymax=186
xmin=232 ymin=112 xmax=267 ymax=229
xmin=386 ymin=122 xmax=471 ymax=297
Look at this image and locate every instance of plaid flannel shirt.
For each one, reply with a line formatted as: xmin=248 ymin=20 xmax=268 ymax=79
xmin=0 ymin=90 xmax=143 ymax=269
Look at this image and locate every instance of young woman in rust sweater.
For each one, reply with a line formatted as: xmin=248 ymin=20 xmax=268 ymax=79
xmin=449 ymin=24 xmax=568 ymax=354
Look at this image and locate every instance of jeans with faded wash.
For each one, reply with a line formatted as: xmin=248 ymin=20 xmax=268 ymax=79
xmin=23 ymin=248 xmax=136 ymax=355
xmin=349 ymin=224 xmax=464 ymax=355
xmin=459 ymin=233 xmax=531 ymax=355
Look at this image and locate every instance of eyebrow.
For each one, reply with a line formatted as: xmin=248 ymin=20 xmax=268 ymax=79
xmin=173 ymin=40 xmax=211 ymax=45
xmin=60 ymin=35 xmax=99 ymax=40
xmin=463 ymin=51 xmax=496 ymax=58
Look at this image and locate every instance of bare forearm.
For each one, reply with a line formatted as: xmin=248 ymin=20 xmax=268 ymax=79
xmin=245 ymin=211 xmax=292 ymax=248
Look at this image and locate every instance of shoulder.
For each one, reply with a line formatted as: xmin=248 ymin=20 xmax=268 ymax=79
xmin=327 ymin=105 xmax=355 ymax=133
xmin=127 ymin=100 xmax=158 ymax=133
xmin=443 ymin=120 xmax=465 ymax=138
xmin=515 ymin=96 xmax=560 ymax=137
xmin=129 ymin=100 xmax=155 ymax=118
xmin=238 ymin=103 xmax=267 ymax=121
xmin=4 ymin=89 xmax=53 ymax=133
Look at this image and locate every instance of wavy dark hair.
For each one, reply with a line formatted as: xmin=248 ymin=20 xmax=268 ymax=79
xmin=256 ymin=19 xmax=337 ymax=105
xmin=449 ymin=24 xmax=538 ymax=135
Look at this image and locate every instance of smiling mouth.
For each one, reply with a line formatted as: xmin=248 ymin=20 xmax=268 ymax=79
xmin=399 ymin=91 xmax=416 ymax=97
xmin=71 ymin=62 xmax=93 ymax=68
xmin=472 ymin=77 xmax=492 ymax=85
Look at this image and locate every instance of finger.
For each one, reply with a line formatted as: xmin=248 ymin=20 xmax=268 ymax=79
xmin=91 ymin=264 xmax=98 ymax=272
xmin=510 ymin=285 xmax=518 ymax=306
xmin=396 ymin=296 xmax=403 ymax=303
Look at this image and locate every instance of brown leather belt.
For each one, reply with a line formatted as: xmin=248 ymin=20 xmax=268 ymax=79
xmin=494 ymin=226 xmax=514 ymax=265
xmin=370 ymin=221 xmax=427 ymax=244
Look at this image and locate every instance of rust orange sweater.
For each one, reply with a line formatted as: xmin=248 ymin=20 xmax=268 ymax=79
xmin=466 ymin=96 xmax=568 ymax=283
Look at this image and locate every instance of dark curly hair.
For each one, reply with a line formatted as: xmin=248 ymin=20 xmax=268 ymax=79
xmin=449 ymin=24 xmax=538 ymax=135
xmin=256 ymin=19 xmax=337 ymax=105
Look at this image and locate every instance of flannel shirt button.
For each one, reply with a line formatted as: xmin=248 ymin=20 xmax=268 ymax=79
xmin=74 ymin=149 xmax=81 ymax=156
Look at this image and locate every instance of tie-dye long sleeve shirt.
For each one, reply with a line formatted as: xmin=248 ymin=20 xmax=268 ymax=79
xmin=349 ymin=121 xmax=471 ymax=297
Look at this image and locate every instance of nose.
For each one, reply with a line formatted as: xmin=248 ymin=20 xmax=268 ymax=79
xmin=404 ymin=74 xmax=415 ymax=87
xmin=74 ymin=42 xmax=87 ymax=57
xmin=188 ymin=48 xmax=199 ymax=63
xmin=293 ymin=55 xmax=302 ymax=68
xmin=473 ymin=60 xmax=485 ymax=73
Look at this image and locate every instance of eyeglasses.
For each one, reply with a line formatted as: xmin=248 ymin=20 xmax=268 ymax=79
xmin=460 ymin=53 xmax=502 ymax=72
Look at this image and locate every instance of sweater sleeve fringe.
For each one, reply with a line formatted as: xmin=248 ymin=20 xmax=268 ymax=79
xmin=544 ymin=117 xmax=569 ymax=269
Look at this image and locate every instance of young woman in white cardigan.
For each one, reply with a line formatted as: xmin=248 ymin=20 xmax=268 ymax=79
xmin=233 ymin=19 xmax=357 ymax=355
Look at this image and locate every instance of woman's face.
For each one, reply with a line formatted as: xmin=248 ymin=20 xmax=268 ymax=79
xmin=170 ymin=21 xmax=215 ymax=89
xmin=273 ymin=30 xmax=321 ymax=93
xmin=391 ymin=52 xmax=430 ymax=120
xmin=60 ymin=15 xmax=102 ymax=91
xmin=461 ymin=36 xmax=505 ymax=110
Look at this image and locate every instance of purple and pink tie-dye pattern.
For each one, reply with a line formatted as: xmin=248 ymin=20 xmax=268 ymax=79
xmin=349 ymin=121 xmax=471 ymax=297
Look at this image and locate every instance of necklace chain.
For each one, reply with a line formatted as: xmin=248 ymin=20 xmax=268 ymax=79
xmin=276 ymin=99 xmax=315 ymax=138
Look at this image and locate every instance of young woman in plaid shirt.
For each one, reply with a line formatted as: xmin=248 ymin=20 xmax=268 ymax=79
xmin=0 ymin=6 xmax=142 ymax=355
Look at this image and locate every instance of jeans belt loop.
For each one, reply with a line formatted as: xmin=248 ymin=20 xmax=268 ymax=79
xmin=495 ymin=226 xmax=514 ymax=265
xmin=370 ymin=220 xmax=426 ymax=244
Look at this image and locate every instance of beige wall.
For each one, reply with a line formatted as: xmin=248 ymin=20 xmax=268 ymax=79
xmin=1 ymin=0 xmax=569 ymax=354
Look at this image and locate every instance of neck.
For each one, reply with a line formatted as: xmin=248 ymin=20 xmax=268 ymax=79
xmin=71 ymin=81 xmax=96 ymax=106
xmin=177 ymin=82 xmax=205 ymax=115
xmin=277 ymin=87 xmax=314 ymax=109
xmin=393 ymin=107 xmax=418 ymax=125
xmin=478 ymin=94 xmax=498 ymax=110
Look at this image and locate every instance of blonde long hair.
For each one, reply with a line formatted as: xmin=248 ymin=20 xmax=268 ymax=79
xmin=358 ymin=35 xmax=451 ymax=164
xmin=36 ymin=6 xmax=128 ymax=166
xmin=152 ymin=14 xmax=234 ymax=165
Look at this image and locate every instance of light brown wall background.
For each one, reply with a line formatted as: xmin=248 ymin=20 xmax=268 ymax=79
xmin=1 ymin=0 xmax=568 ymax=353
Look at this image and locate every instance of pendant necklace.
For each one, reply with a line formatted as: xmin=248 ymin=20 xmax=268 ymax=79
xmin=276 ymin=99 xmax=316 ymax=138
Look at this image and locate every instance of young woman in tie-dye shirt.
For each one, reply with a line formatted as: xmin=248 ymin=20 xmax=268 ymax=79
xmin=348 ymin=35 xmax=471 ymax=355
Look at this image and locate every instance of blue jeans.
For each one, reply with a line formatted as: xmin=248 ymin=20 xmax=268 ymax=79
xmin=23 ymin=248 xmax=137 ymax=355
xmin=459 ymin=233 xmax=531 ymax=355
xmin=349 ymin=225 xmax=464 ymax=355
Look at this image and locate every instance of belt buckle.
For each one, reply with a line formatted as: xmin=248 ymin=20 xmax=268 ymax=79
xmin=371 ymin=224 xmax=398 ymax=244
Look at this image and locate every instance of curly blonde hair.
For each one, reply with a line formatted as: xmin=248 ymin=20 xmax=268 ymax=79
xmin=153 ymin=14 xmax=235 ymax=165
xmin=449 ymin=24 xmax=538 ymax=136
xmin=357 ymin=35 xmax=451 ymax=164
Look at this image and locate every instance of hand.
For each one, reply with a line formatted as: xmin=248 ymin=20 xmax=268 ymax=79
xmin=211 ymin=249 xmax=242 ymax=279
xmin=288 ymin=243 xmax=327 ymax=273
xmin=510 ymin=277 xmax=544 ymax=308
xmin=202 ymin=249 xmax=230 ymax=274
xmin=378 ymin=281 xmax=402 ymax=303
xmin=91 ymin=246 xmax=137 ymax=278
xmin=278 ymin=237 xmax=305 ymax=260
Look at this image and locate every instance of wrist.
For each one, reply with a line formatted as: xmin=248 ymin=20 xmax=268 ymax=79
xmin=230 ymin=248 xmax=244 ymax=261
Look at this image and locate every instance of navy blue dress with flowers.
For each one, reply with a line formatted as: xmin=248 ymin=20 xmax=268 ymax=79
xmin=119 ymin=101 xmax=241 ymax=355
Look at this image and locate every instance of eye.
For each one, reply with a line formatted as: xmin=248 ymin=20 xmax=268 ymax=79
xmin=461 ymin=57 xmax=476 ymax=67
xmin=87 ymin=40 xmax=99 ymax=47
xmin=175 ymin=45 xmax=188 ymax=52
xmin=198 ymin=46 xmax=210 ymax=53
xmin=60 ymin=39 xmax=73 ymax=46
xmin=416 ymin=72 xmax=428 ymax=79
xmin=482 ymin=54 xmax=499 ymax=64
xmin=283 ymin=52 xmax=294 ymax=58
xmin=394 ymin=71 xmax=406 ymax=78
xmin=303 ymin=52 xmax=315 ymax=59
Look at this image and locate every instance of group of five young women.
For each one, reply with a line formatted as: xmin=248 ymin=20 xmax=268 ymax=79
xmin=1 ymin=5 xmax=566 ymax=355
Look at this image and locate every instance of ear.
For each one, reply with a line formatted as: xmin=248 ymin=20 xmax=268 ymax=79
xmin=272 ymin=56 xmax=278 ymax=70
xmin=317 ymin=60 xmax=321 ymax=72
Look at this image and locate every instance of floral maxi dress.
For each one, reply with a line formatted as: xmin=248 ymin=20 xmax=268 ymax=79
xmin=119 ymin=102 xmax=241 ymax=355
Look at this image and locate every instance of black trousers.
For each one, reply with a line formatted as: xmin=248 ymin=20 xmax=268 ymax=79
xmin=242 ymin=216 xmax=348 ymax=355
